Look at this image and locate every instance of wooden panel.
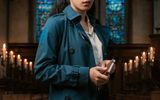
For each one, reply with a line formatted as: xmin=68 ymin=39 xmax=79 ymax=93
xmin=116 ymin=91 xmax=160 ymax=100
xmin=1 ymin=94 xmax=48 ymax=100
xmin=115 ymin=93 xmax=150 ymax=100
xmin=151 ymin=91 xmax=160 ymax=100
xmin=107 ymin=43 xmax=150 ymax=61
xmin=7 ymin=43 xmax=38 ymax=62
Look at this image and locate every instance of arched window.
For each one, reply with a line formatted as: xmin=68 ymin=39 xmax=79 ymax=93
xmin=106 ymin=0 xmax=126 ymax=44
xmin=35 ymin=0 xmax=55 ymax=42
xmin=35 ymin=0 xmax=126 ymax=43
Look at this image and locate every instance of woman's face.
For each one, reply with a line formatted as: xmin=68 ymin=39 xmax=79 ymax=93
xmin=70 ymin=0 xmax=94 ymax=13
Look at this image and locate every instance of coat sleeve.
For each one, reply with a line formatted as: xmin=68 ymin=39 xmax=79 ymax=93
xmin=34 ymin=16 xmax=89 ymax=88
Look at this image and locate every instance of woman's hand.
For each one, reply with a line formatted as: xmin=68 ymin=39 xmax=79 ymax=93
xmin=89 ymin=66 xmax=110 ymax=86
xmin=89 ymin=60 xmax=116 ymax=86
xmin=99 ymin=60 xmax=116 ymax=74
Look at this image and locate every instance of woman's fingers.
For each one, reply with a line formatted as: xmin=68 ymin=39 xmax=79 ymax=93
xmin=99 ymin=60 xmax=111 ymax=68
xmin=89 ymin=66 xmax=110 ymax=86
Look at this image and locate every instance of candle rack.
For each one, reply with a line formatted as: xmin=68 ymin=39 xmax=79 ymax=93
xmin=122 ymin=46 xmax=160 ymax=93
xmin=0 ymin=43 xmax=48 ymax=94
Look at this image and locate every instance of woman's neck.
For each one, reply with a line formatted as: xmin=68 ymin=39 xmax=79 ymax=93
xmin=80 ymin=14 xmax=89 ymax=32
xmin=81 ymin=14 xmax=87 ymax=22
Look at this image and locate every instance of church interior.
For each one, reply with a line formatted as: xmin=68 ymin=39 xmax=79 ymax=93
xmin=0 ymin=0 xmax=160 ymax=100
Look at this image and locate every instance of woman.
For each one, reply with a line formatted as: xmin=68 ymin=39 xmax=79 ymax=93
xmin=34 ymin=0 xmax=114 ymax=100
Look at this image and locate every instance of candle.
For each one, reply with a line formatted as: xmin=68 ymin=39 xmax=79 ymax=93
xmin=124 ymin=62 xmax=128 ymax=72
xmin=9 ymin=51 xmax=14 ymax=64
xmin=128 ymin=59 xmax=133 ymax=71
xmin=17 ymin=54 xmax=21 ymax=66
xmin=24 ymin=58 xmax=28 ymax=69
xmin=148 ymin=47 xmax=155 ymax=62
xmin=134 ymin=56 xmax=139 ymax=68
xmin=29 ymin=61 xmax=33 ymax=71
xmin=141 ymin=51 xmax=146 ymax=65
xmin=142 ymin=52 xmax=146 ymax=59
xmin=2 ymin=43 xmax=6 ymax=60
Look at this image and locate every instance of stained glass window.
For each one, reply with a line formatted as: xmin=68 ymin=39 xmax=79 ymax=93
xmin=106 ymin=0 xmax=126 ymax=44
xmin=35 ymin=0 xmax=55 ymax=42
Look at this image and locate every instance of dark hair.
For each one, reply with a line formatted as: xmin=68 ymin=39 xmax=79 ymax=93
xmin=49 ymin=0 xmax=69 ymax=16
xmin=49 ymin=0 xmax=95 ymax=16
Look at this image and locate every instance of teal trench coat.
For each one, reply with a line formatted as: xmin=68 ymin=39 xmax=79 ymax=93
xmin=34 ymin=5 xmax=110 ymax=100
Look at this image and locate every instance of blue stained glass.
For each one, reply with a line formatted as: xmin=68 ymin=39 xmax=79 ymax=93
xmin=35 ymin=0 xmax=55 ymax=42
xmin=106 ymin=0 xmax=126 ymax=44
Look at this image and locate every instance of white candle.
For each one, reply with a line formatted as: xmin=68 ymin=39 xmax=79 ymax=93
xmin=124 ymin=62 xmax=128 ymax=72
xmin=149 ymin=47 xmax=155 ymax=62
xmin=17 ymin=54 xmax=21 ymax=66
xmin=23 ymin=59 xmax=28 ymax=69
xmin=29 ymin=61 xmax=33 ymax=71
xmin=142 ymin=52 xmax=146 ymax=59
xmin=129 ymin=59 xmax=133 ymax=71
xmin=141 ymin=51 xmax=146 ymax=65
xmin=2 ymin=43 xmax=6 ymax=60
xmin=9 ymin=51 xmax=14 ymax=64
xmin=134 ymin=56 xmax=139 ymax=68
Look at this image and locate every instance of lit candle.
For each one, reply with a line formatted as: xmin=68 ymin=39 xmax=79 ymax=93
xmin=149 ymin=47 xmax=155 ymax=62
xmin=17 ymin=54 xmax=21 ymax=66
xmin=9 ymin=51 xmax=14 ymax=64
xmin=141 ymin=51 xmax=146 ymax=65
xmin=129 ymin=59 xmax=133 ymax=71
xmin=134 ymin=56 xmax=139 ymax=68
xmin=124 ymin=62 xmax=128 ymax=72
xmin=2 ymin=43 xmax=6 ymax=60
xmin=142 ymin=52 xmax=146 ymax=59
xmin=29 ymin=61 xmax=33 ymax=71
xmin=23 ymin=58 xmax=28 ymax=69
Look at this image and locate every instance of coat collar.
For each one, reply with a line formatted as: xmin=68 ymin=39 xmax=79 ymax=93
xmin=63 ymin=5 xmax=96 ymax=25
xmin=63 ymin=5 xmax=81 ymax=23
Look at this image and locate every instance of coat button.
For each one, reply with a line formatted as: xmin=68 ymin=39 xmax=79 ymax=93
xmin=68 ymin=48 xmax=75 ymax=54
xmin=65 ymin=96 xmax=71 ymax=100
